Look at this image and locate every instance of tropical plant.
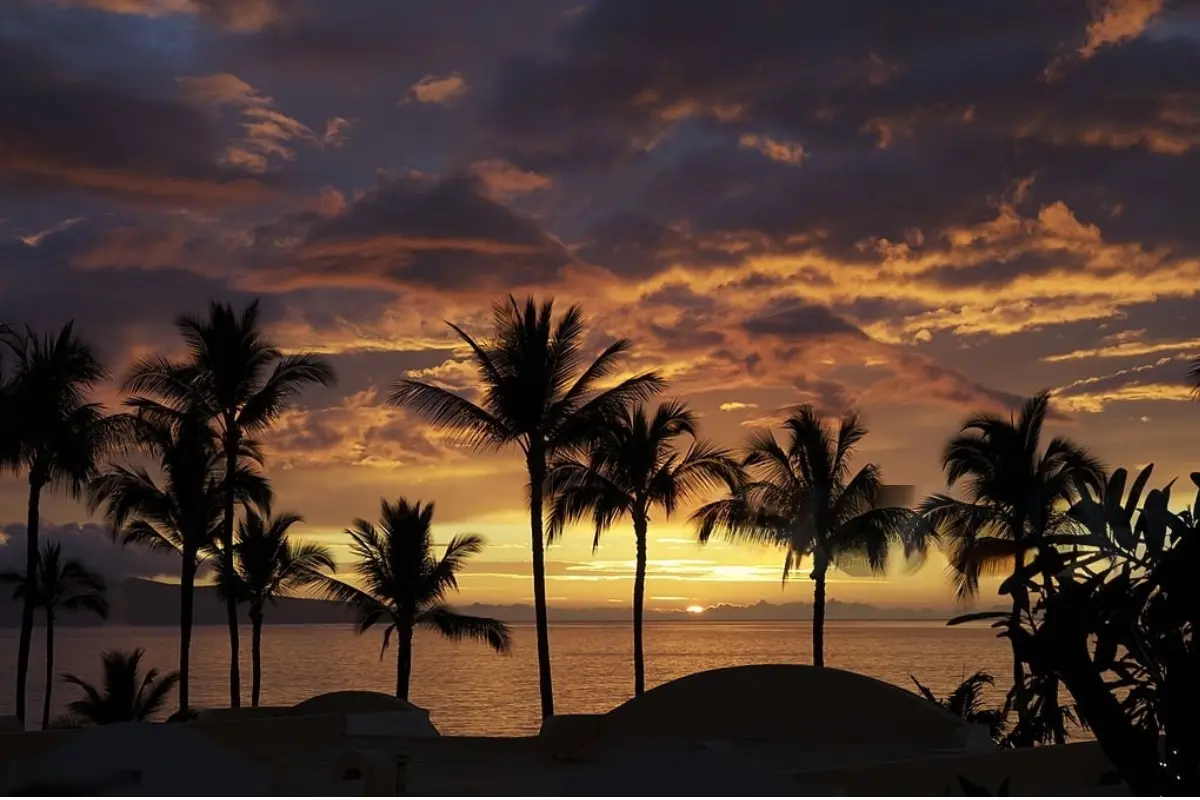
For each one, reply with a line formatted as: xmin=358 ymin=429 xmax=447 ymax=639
xmin=912 ymin=670 xmax=1007 ymax=743
xmin=219 ymin=510 xmax=334 ymax=707
xmin=123 ymin=300 xmax=334 ymax=707
xmin=921 ymin=391 xmax=1104 ymax=745
xmin=547 ymin=400 xmax=739 ymax=695
xmin=0 ymin=322 xmax=129 ymax=722
xmin=390 ymin=296 xmax=662 ymax=717
xmin=1011 ymin=463 xmax=1199 ymax=794
xmin=693 ymin=405 xmax=931 ymax=667
xmin=60 ymin=649 xmax=180 ymax=725
xmin=0 ymin=543 xmax=108 ymax=729
xmin=88 ymin=407 xmax=272 ymax=712
xmin=321 ymin=498 xmax=511 ymax=701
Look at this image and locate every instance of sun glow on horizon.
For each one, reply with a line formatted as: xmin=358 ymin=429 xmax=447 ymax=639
xmin=685 ymin=605 xmax=706 ymax=614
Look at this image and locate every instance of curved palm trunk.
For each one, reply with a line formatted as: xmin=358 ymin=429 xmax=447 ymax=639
xmin=41 ymin=610 xmax=54 ymax=730
xmin=178 ymin=552 xmax=197 ymax=712
xmin=15 ymin=476 xmax=42 ymax=724
xmin=222 ymin=437 xmax=241 ymax=708
xmin=395 ymin=624 xmax=414 ymax=701
xmin=527 ymin=451 xmax=555 ymax=718
xmin=812 ymin=553 xmax=829 ymax=668
xmin=632 ymin=511 xmax=648 ymax=696
xmin=1008 ymin=562 xmax=1031 ymax=743
xmin=250 ymin=605 xmax=263 ymax=707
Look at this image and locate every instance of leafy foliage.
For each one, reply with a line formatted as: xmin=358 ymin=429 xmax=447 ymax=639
xmin=60 ymin=649 xmax=180 ymax=725
xmin=912 ymin=671 xmax=1008 ymax=743
xmin=693 ymin=405 xmax=931 ymax=665
xmin=320 ymin=498 xmax=510 ymax=699
xmin=391 ymin=295 xmax=662 ymax=715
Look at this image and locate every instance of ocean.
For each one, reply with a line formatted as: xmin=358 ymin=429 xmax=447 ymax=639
xmin=0 ymin=620 xmax=1011 ymax=736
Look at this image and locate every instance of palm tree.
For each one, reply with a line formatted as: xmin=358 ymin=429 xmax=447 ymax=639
xmin=220 ymin=510 xmax=334 ymax=707
xmin=693 ymin=405 xmax=931 ymax=667
xmin=547 ymin=400 xmax=739 ymax=695
xmin=919 ymin=391 xmax=1103 ymax=743
xmin=0 ymin=544 xmax=108 ymax=729
xmin=123 ymin=300 xmax=334 ymax=708
xmin=88 ymin=407 xmax=272 ymax=712
xmin=912 ymin=670 xmax=1008 ymax=743
xmin=60 ymin=649 xmax=180 ymax=725
xmin=391 ymin=296 xmax=663 ymax=717
xmin=321 ymin=498 xmax=511 ymax=701
xmin=0 ymin=323 xmax=128 ymax=722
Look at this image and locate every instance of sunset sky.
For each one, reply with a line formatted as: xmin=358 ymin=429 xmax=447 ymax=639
xmin=2 ymin=0 xmax=1199 ymax=613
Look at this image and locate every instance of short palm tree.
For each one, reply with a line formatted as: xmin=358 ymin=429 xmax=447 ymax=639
xmin=220 ymin=510 xmax=334 ymax=707
xmin=123 ymin=300 xmax=334 ymax=708
xmin=0 ymin=544 xmax=108 ymax=729
xmin=547 ymin=400 xmax=740 ymax=695
xmin=391 ymin=296 xmax=663 ymax=717
xmin=0 ymin=322 xmax=128 ymax=722
xmin=60 ymin=649 xmax=179 ymax=725
xmin=89 ymin=406 xmax=271 ymax=712
xmin=321 ymin=498 xmax=511 ymax=701
xmin=912 ymin=670 xmax=1008 ymax=743
xmin=693 ymin=405 xmax=930 ymax=667
xmin=919 ymin=391 xmax=1103 ymax=742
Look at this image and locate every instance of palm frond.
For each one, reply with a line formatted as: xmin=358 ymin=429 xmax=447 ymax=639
xmin=418 ymin=605 xmax=512 ymax=652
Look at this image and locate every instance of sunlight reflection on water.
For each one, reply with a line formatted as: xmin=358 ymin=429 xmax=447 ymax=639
xmin=0 ymin=620 xmax=1012 ymax=736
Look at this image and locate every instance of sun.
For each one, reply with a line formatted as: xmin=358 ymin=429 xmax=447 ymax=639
xmin=685 ymin=605 xmax=705 ymax=614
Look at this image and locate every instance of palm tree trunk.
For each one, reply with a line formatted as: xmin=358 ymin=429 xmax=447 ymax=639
xmin=250 ymin=606 xmax=263 ymax=707
xmin=179 ymin=552 xmax=197 ymax=712
xmin=15 ymin=476 xmax=42 ymax=724
xmin=1038 ymin=564 xmax=1065 ymax=745
xmin=527 ymin=450 xmax=554 ymax=718
xmin=633 ymin=512 xmax=648 ymax=696
xmin=396 ymin=624 xmax=414 ymax=701
xmin=1009 ymin=573 xmax=1030 ymax=742
xmin=41 ymin=611 xmax=54 ymax=730
xmin=812 ymin=552 xmax=829 ymax=668
xmin=223 ymin=435 xmax=241 ymax=709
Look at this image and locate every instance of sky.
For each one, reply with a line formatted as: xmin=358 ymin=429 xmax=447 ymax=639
xmin=2 ymin=0 xmax=1199 ymax=614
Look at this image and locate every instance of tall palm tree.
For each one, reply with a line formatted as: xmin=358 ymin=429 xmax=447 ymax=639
xmin=88 ymin=407 xmax=272 ymax=712
xmin=0 ymin=323 xmax=128 ymax=722
xmin=321 ymin=498 xmax=511 ymax=701
xmin=547 ymin=400 xmax=740 ymax=695
xmin=123 ymin=300 xmax=334 ymax=708
xmin=693 ymin=405 xmax=931 ymax=667
xmin=391 ymin=296 xmax=663 ymax=717
xmin=60 ymin=649 xmax=179 ymax=726
xmin=0 ymin=543 xmax=108 ymax=729
xmin=919 ymin=391 xmax=1103 ymax=743
xmin=220 ymin=510 xmax=334 ymax=707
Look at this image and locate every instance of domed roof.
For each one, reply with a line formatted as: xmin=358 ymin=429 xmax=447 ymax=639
xmin=291 ymin=691 xmax=417 ymax=716
xmin=601 ymin=665 xmax=976 ymax=749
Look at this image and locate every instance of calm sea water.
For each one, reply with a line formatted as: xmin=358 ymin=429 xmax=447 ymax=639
xmin=0 ymin=621 xmax=1011 ymax=736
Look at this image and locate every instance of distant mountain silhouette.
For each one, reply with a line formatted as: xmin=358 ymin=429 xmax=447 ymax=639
xmin=0 ymin=578 xmax=356 ymax=628
xmin=0 ymin=579 xmax=970 ymax=626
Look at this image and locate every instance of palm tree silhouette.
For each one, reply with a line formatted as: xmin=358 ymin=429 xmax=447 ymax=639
xmin=0 ymin=543 xmax=108 ymax=729
xmin=89 ymin=407 xmax=271 ymax=712
xmin=321 ymin=498 xmax=511 ymax=701
xmin=693 ymin=405 xmax=930 ymax=667
xmin=123 ymin=300 xmax=334 ymax=708
xmin=919 ymin=391 xmax=1103 ymax=742
xmin=547 ymin=400 xmax=739 ymax=695
xmin=0 ymin=323 xmax=128 ymax=722
xmin=60 ymin=649 xmax=180 ymax=726
xmin=391 ymin=296 xmax=662 ymax=717
xmin=912 ymin=670 xmax=1007 ymax=742
xmin=219 ymin=510 xmax=334 ymax=707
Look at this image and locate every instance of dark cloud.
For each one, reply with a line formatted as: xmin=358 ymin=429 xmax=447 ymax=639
xmin=0 ymin=38 xmax=274 ymax=206
xmin=244 ymin=173 xmax=575 ymax=293
xmin=741 ymin=301 xmax=867 ymax=341
xmin=0 ymin=521 xmax=188 ymax=580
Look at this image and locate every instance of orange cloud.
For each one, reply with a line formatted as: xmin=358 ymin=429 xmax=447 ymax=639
xmin=403 ymin=73 xmax=468 ymax=106
xmin=738 ymin=134 xmax=806 ymax=165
